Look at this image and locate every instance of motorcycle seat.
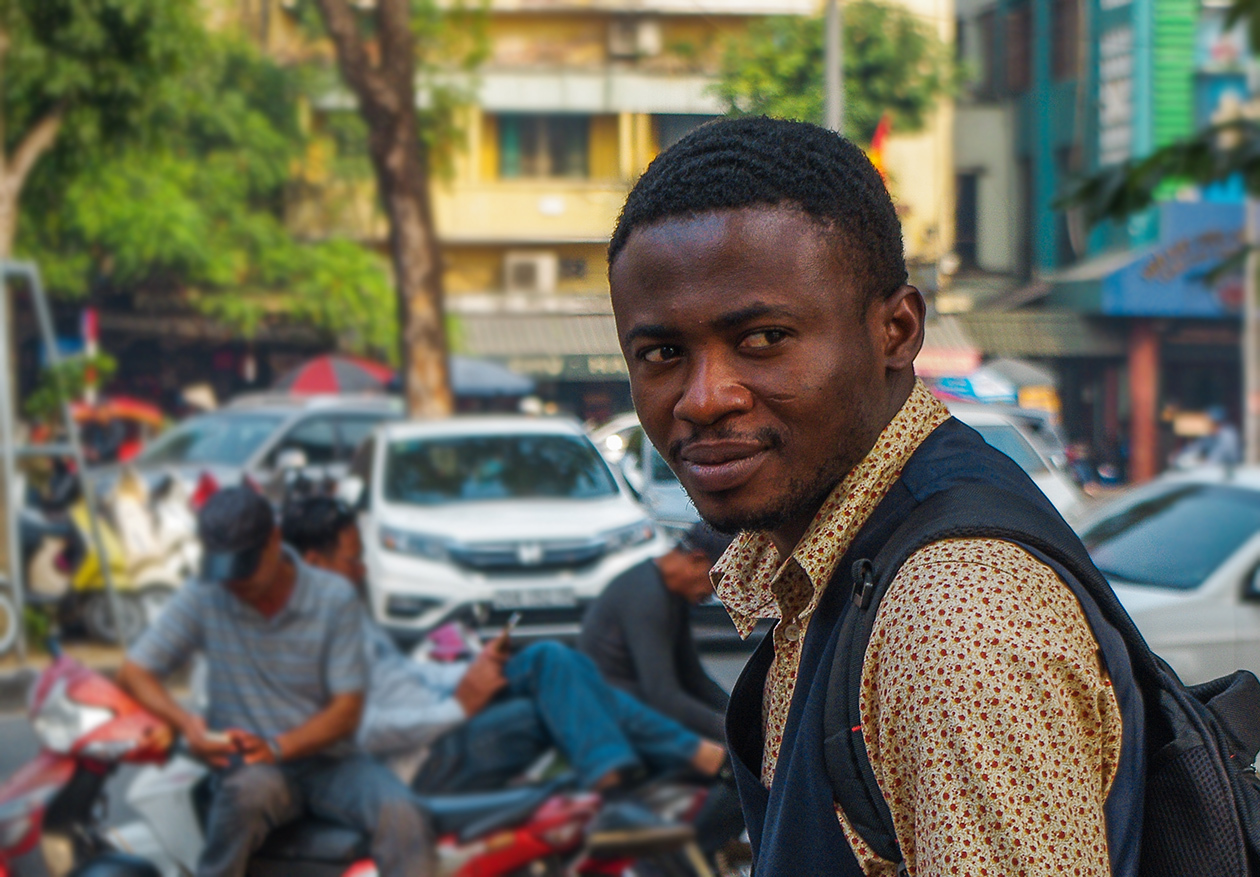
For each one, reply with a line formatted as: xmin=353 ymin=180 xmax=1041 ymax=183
xmin=418 ymin=779 xmax=567 ymax=842
xmin=254 ymin=817 xmax=369 ymax=863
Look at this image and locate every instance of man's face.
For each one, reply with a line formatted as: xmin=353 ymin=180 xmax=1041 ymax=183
xmin=611 ymin=206 xmax=920 ymax=549
xmin=677 ymin=550 xmax=717 ymax=604
xmin=226 ymin=528 xmax=284 ymax=604
xmin=315 ymin=524 xmax=367 ymax=591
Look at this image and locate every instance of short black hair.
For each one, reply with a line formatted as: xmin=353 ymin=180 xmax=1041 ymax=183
xmin=281 ymin=496 xmax=356 ymax=558
xmin=608 ymin=116 xmax=906 ymax=308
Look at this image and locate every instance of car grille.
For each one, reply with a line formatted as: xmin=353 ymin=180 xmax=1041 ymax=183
xmin=483 ymin=604 xmax=591 ymax=628
xmin=447 ymin=539 xmax=607 ymax=572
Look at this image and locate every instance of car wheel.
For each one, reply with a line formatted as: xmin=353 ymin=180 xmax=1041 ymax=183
xmin=82 ymin=592 xmax=147 ymax=644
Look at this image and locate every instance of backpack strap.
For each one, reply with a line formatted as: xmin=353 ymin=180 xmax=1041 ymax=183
xmin=822 ymin=483 xmax=1165 ymax=867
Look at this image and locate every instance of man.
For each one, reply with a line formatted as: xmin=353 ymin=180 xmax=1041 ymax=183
xmin=279 ymin=495 xmax=726 ymax=794
xmin=119 ymin=487 xmax=433 ymax=877
xmin=607 ymin=117 xmax=1129 ymax=877
xmin=579 ymin=522 xmax=732 ymax=739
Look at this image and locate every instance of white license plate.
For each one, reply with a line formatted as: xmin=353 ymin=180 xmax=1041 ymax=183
xmin=491 ymin=587 xmax=577 ymax=610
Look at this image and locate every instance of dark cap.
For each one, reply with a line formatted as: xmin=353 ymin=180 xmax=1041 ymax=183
xmin=198 ymin=486 xmax=275 ymax=583
xmin=677 ymin=522 xmax=734 ymax=565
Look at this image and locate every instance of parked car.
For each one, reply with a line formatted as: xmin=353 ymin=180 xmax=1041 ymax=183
xmin=346 ymin=416 xmax=669 ymax=643
xmin=946 ymin=403 xmax=1088 ymax=522
xmin=1075 ymin=466 xmax=1260 ymax=684
xmin=102 ymin=393 xmax=402 ymax=499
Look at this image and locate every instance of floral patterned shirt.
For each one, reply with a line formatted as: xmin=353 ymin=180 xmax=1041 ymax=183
xmin=713 ymin=380 xmax=1122 ymax=877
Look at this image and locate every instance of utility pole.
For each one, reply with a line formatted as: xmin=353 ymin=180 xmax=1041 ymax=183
xmin=1246 ymin=198 xmax=1260 ymax=464
xmin=825 ymin=0 xmax=843 ymax=135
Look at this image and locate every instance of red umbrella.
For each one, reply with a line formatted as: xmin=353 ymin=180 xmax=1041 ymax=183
xmin=274 ymin=355 xmax=396 ymax=394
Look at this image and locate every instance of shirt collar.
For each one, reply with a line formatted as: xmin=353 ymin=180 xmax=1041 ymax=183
xmin=713 ymin=380 xmax=951 ymax=636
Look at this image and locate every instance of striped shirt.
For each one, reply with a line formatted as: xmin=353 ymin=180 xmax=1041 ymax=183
xmin=129 ymin=548 xmax=367 ymax=754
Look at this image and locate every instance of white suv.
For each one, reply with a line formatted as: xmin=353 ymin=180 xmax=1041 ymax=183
xmin=347 ymin=416 xmax=668 ymax=642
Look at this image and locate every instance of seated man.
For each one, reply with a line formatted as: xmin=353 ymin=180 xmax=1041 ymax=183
xmin=279 ymin=496 xmax=727 ymax=794
xmin=578 ymin=523 xmax=732 ymax=740
xmin=120 ymin=487 xmax=432 ymax=877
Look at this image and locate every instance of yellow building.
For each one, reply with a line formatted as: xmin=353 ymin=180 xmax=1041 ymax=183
xmin=222 ymin=0 xmax=957 ymax=418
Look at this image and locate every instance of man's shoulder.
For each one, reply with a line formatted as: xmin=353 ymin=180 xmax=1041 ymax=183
xmin=295 ymin=561 xmax=362 ymax=613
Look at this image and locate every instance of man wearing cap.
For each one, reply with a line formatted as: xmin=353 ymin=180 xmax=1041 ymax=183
xmin=119 ymin=487 xmax=433 ymax=877
xmin=579 ymin=523 xmax=732 ymax=740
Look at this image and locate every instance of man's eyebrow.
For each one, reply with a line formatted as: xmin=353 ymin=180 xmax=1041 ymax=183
xmin=622 ymin=302 xmax=794 ymax=346
xmin=711 ymin=302 xmax=784 ymax=330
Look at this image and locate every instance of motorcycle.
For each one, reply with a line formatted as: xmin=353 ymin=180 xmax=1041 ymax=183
xmin=0 ymin=647 xmax=703 ymax=877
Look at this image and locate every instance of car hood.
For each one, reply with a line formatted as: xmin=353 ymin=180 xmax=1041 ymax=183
xmin=375 ymin=496 xmax=650 ymax=544
xmin=641 ymin=481 xmax=700 ymax=526
xmin=1108 ymin=579 xmax=1195 ymax=617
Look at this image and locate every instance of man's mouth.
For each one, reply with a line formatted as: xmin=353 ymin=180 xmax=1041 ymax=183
xmin=677 ymin=440 xmax=771 ymax=494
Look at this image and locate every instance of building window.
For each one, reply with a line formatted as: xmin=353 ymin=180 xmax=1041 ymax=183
xmin=499 ymin=115 xmax=590 ymax=179
xmin=559 ymin=258 xmax=587 ymax=280
xmin=955 ymin=173 xmax=979 ymax=269
xmin=656 ymin=114 xmax=719 ymax=152
xmin=976 ymin=12 xmax=997 ymax=97
xmin=1052 ymin=0 xmax=1080 ymax=80
xmin=1006 ymin=5 xmax=1032 ymax=94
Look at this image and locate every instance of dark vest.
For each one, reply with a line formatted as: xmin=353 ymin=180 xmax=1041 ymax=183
xmin=726 ymin=418 xmax=1143 ymax=876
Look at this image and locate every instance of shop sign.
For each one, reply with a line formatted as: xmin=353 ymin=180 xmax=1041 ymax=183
xmin=1102 ymin=202 xmax=1244 ymax=316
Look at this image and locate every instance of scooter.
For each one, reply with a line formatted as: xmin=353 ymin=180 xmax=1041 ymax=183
xmin=0 ymin=648 xmax=701 ymax=877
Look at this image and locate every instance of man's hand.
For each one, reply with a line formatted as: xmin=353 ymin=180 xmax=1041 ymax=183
xmin=228 ymin=730 xmax=280 ymax=766
xmin=181 ymin=717 xmax=238 ymax=769
xmin=454 ymin=642 xmax=508 ymax=716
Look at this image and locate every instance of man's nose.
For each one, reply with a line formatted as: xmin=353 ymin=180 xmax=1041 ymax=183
xmin=673 ymin=354 xmax=753 ymax=426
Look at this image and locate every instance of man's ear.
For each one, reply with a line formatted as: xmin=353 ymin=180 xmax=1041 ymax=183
xmin=876 ymin=285 xmax=925 ymax=371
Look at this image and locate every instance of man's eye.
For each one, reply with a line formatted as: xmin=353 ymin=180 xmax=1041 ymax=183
xmin=641 ymin=346 xmax=682 ymax=363
xmin=741 ymin=329 xmax=788 ymax=349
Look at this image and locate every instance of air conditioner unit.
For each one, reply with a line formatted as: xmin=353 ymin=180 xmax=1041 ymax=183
xmin=505 ymin=251 xmax=560 ymax=295
xmin=609 ymin=18 xmax=662 ymax=59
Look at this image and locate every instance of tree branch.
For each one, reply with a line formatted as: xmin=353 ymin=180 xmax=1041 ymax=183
xmin=314 ymin=0 xmax=397 ymax=114
xmin=7 ymin=106 xmax=64 ymax=191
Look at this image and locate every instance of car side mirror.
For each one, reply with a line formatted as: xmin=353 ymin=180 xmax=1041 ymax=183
xmin=619 ymin=453 xmax=645 ymax=497
xmin=1246 ymin=567 xmax=1260 ymax=602
xmin=337 ymin=475 xmax=367 ymax=510
xmin=276 ymin=448 xmax=308 ymax=472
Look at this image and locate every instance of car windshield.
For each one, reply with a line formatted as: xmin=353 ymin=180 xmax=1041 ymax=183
xmin=648 ymin=446 xmax=678 ymax=483
xmin=384 ymin=433 xmax=619 ymax=504
xmin=1082 ymin=483 xmax=1260 ymax=589
xmin=969 ymin=423 xmax=1048 ymax=475
xmin=136 ymin=413 xmax=286 ymax=466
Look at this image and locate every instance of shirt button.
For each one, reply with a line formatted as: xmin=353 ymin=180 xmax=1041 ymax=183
xmin=782 ymin=622 xmax=801 ymax=642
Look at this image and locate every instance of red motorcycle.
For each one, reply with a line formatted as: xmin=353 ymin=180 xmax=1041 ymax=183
xmin=0 ymin=649 xmax=700 ymax=877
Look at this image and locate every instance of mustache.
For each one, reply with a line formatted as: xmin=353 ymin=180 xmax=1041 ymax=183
xmin=668 ymin=426 xmax=785 ymax=461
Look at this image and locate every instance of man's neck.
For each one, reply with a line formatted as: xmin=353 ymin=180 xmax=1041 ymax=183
xmin=248 ymin=557 xmax=297 ymax=619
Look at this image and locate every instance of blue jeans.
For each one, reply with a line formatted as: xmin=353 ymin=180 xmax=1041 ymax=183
xmin=412 ymin=642 xmax=702 ymax=792
xmin=200 ymin=755 xmax=434 ymax=877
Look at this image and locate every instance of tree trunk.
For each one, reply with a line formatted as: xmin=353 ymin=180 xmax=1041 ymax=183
xmin=314 ymin=0 xmax=452 ymax=417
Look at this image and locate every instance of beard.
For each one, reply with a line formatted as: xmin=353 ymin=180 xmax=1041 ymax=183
xmin=694 ymin=453 xmax=850 ymax=538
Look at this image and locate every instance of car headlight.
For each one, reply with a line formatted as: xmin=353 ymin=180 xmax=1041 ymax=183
xmin=602 ymin=520 xmax=656 ymax=553
xmin=379 ymin=526 xmax=449 ymax=562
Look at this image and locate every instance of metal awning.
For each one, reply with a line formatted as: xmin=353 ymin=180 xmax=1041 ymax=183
xmin=958 ymin=311 xmax=1126 ymax=358
xmin=457 ymin=310 xmax=985 ymax=381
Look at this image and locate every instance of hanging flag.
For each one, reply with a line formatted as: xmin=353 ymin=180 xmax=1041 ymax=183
xmin=866 ymin=113 xmax=892 ymax=182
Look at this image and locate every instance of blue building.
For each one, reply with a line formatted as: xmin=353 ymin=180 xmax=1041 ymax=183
xmin=951 ymin=0 xmax=1248 ymax=479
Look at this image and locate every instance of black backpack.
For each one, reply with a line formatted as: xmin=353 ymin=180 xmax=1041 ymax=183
xmin=822 ymin=483 xmax=1260 ymax=876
